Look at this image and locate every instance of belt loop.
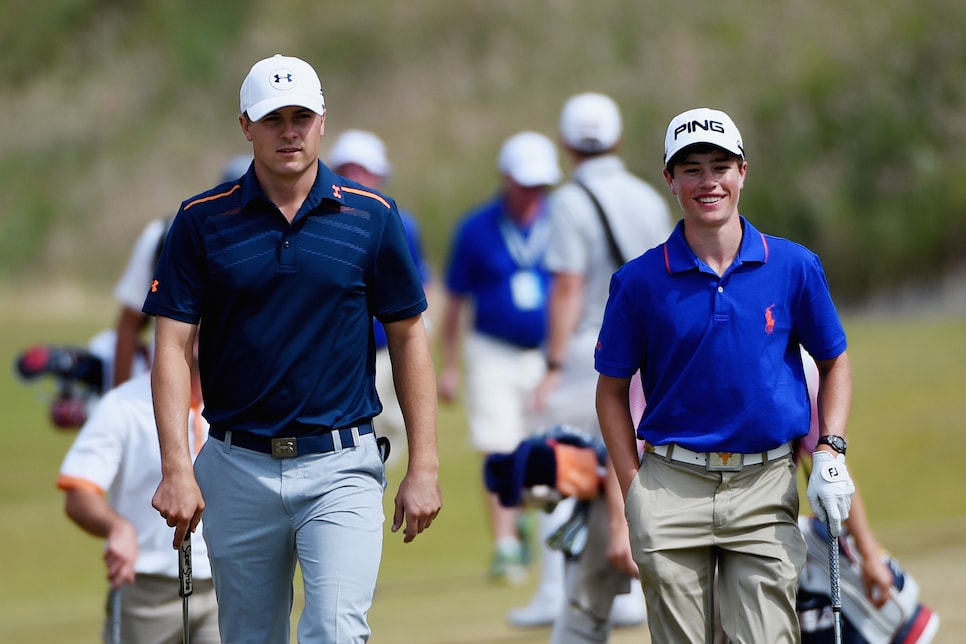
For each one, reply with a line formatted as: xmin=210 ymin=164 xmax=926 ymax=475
xmin=350 ymin=425 xmax=361 ymax=447
xmin=665 ymin=444 xmax=674 ymax=461
xmin=331 ymin=428 xmax=344 ymax=452
xmin=223 ymin=430 xmax=233 ymax=453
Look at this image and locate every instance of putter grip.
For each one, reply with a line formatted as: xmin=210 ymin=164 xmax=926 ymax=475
xmin=179 ymin=532 xmax=193 ymax=598
xmin=827 ymin=526 xmax=840 ymax=605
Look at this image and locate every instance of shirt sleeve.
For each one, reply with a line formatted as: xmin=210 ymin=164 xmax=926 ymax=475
xmin=57 ymin=393 xmax=126 ymax=494
xmin=594 ymin=270 xmax=645 ymax=378
xmin=114 ymin=219 xmax=167 ymax=310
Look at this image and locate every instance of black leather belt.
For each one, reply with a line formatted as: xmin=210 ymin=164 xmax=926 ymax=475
xmin=209 ymin=423 xmax=373 ymax=459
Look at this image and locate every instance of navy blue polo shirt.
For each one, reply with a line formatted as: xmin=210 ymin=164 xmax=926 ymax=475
xmin=143 ymin=161 xmax=427 ymax=436
xmin=595 ymin=217 xmax=847 ymax=453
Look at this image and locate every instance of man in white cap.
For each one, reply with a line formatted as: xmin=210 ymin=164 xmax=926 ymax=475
xmin=145 ymin=54 xmax=441 ymax=643
xmin=521 ymin=92 xmax=673 ymax=637
xmin=328 ymin=130 xmax=432 ymax=467
xmin=438 ymin=131 xmax=562 ymax=586
xmin=595 ymin=107 xmax=854 ymax=642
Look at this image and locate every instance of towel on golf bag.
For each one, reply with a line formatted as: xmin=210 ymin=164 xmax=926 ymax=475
xmin=483 ymin=424 xmax=607 ymax=509
xmin=797 ymin=515 xmax=940 ymax=644
xmin=484 ymin=425 xmax=607 ymax=557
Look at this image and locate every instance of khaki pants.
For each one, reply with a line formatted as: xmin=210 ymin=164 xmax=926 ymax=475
xmin=625 ymin=452 xmax=805 ymax=644
xmin=103 ymin=575 xmax=219 ymax=644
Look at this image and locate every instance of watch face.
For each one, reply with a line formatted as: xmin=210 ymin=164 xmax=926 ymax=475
xmin=820 ymin=435 xmax=847 ymax=454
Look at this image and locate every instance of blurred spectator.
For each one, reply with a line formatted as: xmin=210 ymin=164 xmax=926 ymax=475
xmin=438 ymin=131 xmax=562 ymax=585
xmin=328 ymin=129 xmax=432 ymax=466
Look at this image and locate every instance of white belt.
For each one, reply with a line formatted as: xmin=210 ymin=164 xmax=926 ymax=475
xmin=645 ymin=441 xmax=792 ymax=471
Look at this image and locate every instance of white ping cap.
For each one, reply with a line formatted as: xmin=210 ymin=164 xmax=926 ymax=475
xmin=498 ymin=131 xmax=563 ymax=188
xmin=664 ymin=107 xmax=744 ymax=166
xmin=240 ymin=54 xmax=325 ymax=122
xmin=328 ymin=130 xmax=392 ymax=177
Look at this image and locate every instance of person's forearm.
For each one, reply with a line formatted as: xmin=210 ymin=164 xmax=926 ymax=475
xmin=113 ymin=307 xmax=144 ymax=386
xmin=65 ymin=487 xmax=120 ymax=539
xmin=816 ymin=352 xmax=853 ymax=441
xmin=844 ymin=490 xmax=879 ymax=561
xmin=152 ymin=319 xmax=195 ymax=476
xmin=604 ymin=460 xmax=627 ymax=530
xmin=388 ymin=317 xmax=439 ymax=473
xmin=438 ymin=294 xmax=463 ymax=370
xmin=596 ymin=375 xmax=639 ymax=494
xmin=545 ymin=273 xmax=583 ymax=367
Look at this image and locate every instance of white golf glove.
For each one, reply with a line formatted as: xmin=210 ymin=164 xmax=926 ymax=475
xmin=807 ymin=451 xmax=855 ymax=537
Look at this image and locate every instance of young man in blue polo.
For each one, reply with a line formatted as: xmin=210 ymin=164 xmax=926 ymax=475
xmin=595 ymin=107 xmax=855 ymax=643
xmin=144 ymin=54 xmax=441 ymax=643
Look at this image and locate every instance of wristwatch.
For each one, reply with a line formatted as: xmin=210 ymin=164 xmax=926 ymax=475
xmin=817 ymin=435 xmax=847 ymax=456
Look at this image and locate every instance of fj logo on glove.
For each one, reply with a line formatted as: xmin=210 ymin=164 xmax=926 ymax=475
xmin=821 ymin=464 xmax=845 ymax=482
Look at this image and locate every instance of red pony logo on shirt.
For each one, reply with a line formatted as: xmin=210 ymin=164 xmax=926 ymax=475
xmin=764 ymin=304 xmax=776 ymax=334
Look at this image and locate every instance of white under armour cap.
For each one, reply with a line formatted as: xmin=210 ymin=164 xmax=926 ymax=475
xmin=240 ymin=54 xmax=325 ymax=122
xmin=664 ymin=107 xmax=744 ymax=166
xmin=328 ymin=130 xmax=392 ymax=177
xmin=559 ymin=92 xmax=622 ymax=153
xmin=498 ymin=131 xmax=563 ymax=188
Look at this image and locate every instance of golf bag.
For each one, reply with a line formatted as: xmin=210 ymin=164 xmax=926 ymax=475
xmin=483 ymin=424 xmax=607 ymax=557
xmin=797 ymin=515 xmax=940 ymax=644
xmin=14 ymin=329 xmax=148 ymax=429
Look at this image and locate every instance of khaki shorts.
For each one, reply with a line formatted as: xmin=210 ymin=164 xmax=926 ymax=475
xmin=463 ymin=332 xmax=546 ymax=453
xmin=103 ymin=575 xmax=219 ymax=644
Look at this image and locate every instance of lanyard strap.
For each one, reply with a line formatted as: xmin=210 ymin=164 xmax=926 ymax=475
xmin=499 ymin=212 xmax=550 ymax=269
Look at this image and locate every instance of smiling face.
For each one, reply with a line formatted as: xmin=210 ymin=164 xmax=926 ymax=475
xmin=664 ymin=146 xmax=746 ymax=229
xmin=240 ymin=105 xmax=325 ymax=180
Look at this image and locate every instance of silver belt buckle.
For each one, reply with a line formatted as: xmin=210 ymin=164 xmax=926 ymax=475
xmin=271 ymin=437 xmax=298 ymax=459
xmin=706 ymin=452 xmax=743 ymax=472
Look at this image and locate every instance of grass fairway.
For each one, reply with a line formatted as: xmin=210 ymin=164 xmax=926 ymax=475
xmin=1 ymin=310 xmax=963 ymax=643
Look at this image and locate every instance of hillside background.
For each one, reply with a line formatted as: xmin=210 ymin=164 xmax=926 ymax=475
xmin=2 ymin=0 xmax=965 ymax=308
xmin=2 ymin=4 xmax=965 ymax=641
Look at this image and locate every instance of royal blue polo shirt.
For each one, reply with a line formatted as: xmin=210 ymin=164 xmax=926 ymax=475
xmin=444 ymin=194 xmax=552 ymax=349
xmin=142 ymin=161 xmax=427 ymax=436
xmin=595 ymin=216 xmax=847 ymax=453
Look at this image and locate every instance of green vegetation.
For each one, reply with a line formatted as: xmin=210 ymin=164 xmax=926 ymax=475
xmin=2 ymin=1 xmax=965 ymax=301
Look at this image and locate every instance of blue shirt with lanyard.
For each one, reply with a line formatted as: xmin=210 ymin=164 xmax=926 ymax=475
xmin=143 ymin=161 xmax=427 ymax=436
xmin=444 ymin=193 xmax=552 ymax=349
xmin=595 ymin=217 xmax=847 ymax=453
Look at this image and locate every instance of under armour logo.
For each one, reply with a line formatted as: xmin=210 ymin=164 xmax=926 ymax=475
xmin=151 ymin=279 xmax=159 ymax=293
xmin=332 ymin=185 xmax=342 ymax=199
xmin=270 ymin=69 xmax=296 ymax=90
